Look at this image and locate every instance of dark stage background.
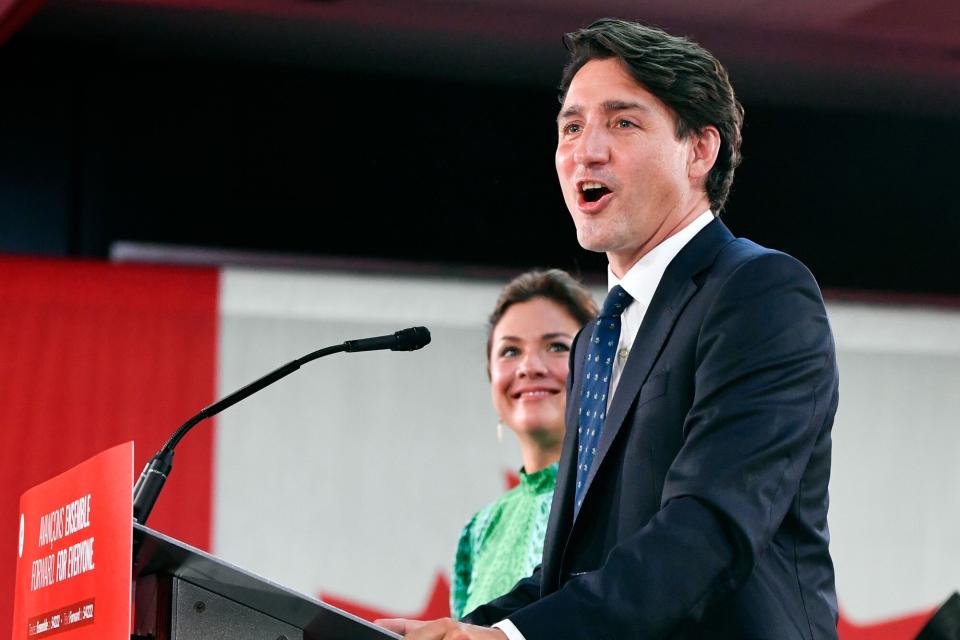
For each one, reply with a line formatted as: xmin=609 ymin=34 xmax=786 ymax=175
xmin=2 ymin=2 xmax=959 ymax=298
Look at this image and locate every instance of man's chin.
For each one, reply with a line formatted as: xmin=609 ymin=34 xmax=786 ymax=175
xmin=575 ymin=230 xmax=617 ymax=254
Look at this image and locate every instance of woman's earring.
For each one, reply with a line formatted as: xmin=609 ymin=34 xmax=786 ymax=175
xmin=496 ymin=421 xmax=504 ymax=443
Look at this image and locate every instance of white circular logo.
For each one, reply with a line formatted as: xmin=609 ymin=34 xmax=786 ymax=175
xmin=18 ymin=514 xmax=25 ymax=559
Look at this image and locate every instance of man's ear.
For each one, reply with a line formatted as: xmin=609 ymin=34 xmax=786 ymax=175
xmin=688 ymin=125 xmax=720 ymax=183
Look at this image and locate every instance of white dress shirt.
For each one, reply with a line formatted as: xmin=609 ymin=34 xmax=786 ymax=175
xmin=492 ymin=210 xmax=714 ymax=640
xmin=607 ymin=210 xmax=713 ymax=406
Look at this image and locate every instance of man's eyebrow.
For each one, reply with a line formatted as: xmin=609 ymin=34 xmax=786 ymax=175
xmin=602 ymin=100 xmax=650 ymax=114
xmin=557 ymin=105 xmax=582 ymax=121
xmin=558 ymin=100 xmax=650 ymax=122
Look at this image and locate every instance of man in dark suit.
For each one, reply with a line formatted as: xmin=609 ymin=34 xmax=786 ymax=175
xmin=379 ymin=18 xmax=839 ymax=640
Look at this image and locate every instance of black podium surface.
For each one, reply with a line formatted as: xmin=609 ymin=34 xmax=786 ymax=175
xmin=133 ymin=523 xmax=401 ymax=640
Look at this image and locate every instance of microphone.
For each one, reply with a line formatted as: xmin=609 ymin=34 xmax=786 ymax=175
xmin=132 ymin=326 xmax=431 ymax=525
xmin=344 ymin=326 xmax=431 ymax=353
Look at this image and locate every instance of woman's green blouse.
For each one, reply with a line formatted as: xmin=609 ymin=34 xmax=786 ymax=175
xmin=450 ymin=463 xmax=558 ymax=620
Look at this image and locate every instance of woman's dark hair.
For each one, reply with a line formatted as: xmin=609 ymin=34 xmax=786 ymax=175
xmin=559 ymin=18 xmax=744 ymax=214
xmin=486 ymin=269 xmax=598 ymax=362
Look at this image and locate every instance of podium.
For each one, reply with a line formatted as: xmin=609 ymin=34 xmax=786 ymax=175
xmin=132 ymin=523 xmax=400 ymax=640
xmin=11 ymin=443 xmax=400 ymax=640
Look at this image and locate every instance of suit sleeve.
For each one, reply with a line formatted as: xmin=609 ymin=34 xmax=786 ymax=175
xmin=504 ymin=252 xmax=839 ymax=639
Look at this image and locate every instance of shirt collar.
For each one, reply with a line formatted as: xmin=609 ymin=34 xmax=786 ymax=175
xmin=608 ymin=210 xmax=714 ymax=306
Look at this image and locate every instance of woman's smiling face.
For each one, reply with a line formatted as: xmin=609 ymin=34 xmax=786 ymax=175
xmin=489 ymin=297 xmax=580 ymax=442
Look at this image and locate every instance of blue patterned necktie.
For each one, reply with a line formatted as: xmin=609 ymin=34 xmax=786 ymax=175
xmin=574 ymin=284 xmax=633 ymax=516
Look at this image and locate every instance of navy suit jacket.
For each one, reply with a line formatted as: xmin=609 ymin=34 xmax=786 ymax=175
xmin=465 ymin=220 xmax=839 ymax=639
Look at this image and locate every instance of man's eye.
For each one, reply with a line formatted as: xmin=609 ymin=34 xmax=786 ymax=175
xmin=548 ymin=342 xmax=571 ymax=353
xmin=562 ymin=123 xmax=582 ymax=135
xmin=616 ymin=119 xmax=634 ymax=129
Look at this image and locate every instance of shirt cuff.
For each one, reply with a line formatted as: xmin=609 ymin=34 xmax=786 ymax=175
xmin=492 ymin=619 xmax=526 ymax=640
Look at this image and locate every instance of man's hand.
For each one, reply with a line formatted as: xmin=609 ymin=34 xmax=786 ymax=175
xmin=375 ymin=617 xmax=507 ymax=639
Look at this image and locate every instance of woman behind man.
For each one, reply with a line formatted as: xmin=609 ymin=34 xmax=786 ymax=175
xmin=451 ymin=269 xmax=597 ymax=620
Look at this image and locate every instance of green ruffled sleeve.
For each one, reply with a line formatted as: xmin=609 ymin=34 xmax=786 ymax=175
xmin=451 ymin=513 xmax=477 ymax=620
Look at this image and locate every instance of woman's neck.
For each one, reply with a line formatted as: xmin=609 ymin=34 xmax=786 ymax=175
xmin=517 ymin=434 xmax=562 ymax=473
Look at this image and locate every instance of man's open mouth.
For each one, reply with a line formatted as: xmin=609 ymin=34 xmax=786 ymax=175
xmin=580 ymin=181 xmax=612 ymax=203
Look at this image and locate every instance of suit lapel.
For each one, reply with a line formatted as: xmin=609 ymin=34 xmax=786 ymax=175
xmin=579 ymin=219 xmax=736 ymax=513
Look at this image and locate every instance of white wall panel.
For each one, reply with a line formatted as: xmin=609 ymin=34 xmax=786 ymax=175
xmin=213 ymin=267 xmax=960 ymax=622
xmin=215 ymin=268 xmax=526 ymax=610
xmin=827 ymin=301 xmax=960 ymax=621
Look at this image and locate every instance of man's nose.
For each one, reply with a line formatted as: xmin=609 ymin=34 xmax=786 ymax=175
xmin=573 ymin=124 xmax=611 ymax=166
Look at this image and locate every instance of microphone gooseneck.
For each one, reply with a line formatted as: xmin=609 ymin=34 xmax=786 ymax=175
xmin=132 ymin=326 xmax=431 ymax=525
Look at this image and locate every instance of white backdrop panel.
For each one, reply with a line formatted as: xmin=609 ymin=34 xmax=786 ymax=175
xmin=213 ymin=267 xmax=960 ymax=622
xmin=828 ymin=302 xmax=960 ymax=621
xmin=215 ymin=268 xmax=528 ymax=610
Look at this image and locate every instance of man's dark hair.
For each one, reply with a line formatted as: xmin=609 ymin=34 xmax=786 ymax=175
xmin=559 ymin=18 xmax=745 ymax=214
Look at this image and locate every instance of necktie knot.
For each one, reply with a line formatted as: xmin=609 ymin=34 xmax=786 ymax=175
xmin=599 ymin=285 xmax=633 ymax=318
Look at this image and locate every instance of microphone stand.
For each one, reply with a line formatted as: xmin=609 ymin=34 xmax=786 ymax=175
xmin=132 ymin=343 xmax=347 ymax=525
xmin=132 ymin=326 xmax=430 ymax=527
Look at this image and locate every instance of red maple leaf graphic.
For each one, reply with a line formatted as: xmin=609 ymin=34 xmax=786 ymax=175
xmin=324 ymin=575 xmax=937 ymax=639
xmin=837 ymin=606 xmax=935 ymax=640
xmin=323 ymin=467 xmax=937 ymax=639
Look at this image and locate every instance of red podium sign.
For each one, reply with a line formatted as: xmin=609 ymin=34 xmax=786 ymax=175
xmin=11 ymin=442 xmax=133 ymax=640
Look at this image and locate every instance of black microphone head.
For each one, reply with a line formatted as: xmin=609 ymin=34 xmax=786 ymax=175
xmin=393 ymin=326 xmax=431 ymax=351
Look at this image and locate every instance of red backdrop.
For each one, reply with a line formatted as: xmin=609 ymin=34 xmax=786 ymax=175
xmin=0 ymin=256 xmax=218 ymax=636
